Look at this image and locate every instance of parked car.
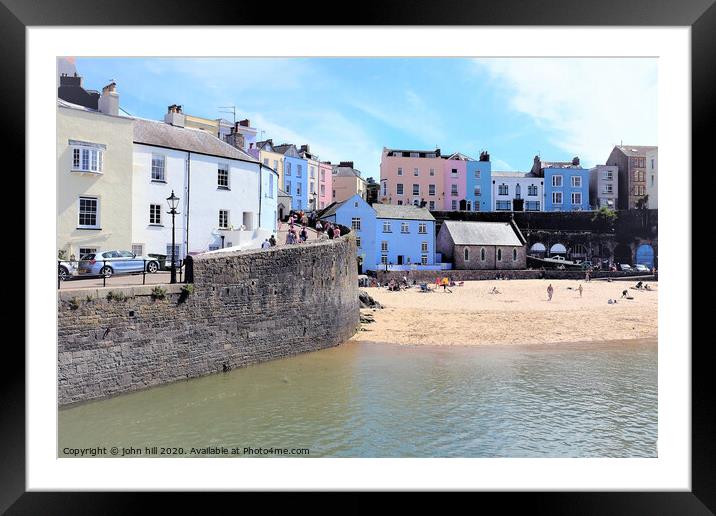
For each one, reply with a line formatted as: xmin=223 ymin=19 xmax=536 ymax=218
xmin=634 ymin=264 xmax=650 ymax=272
xmin=147 ymin=253 xmax=182 ymax=271
xmin=579 ymin=261 xmax=594 ymax=270
xmin=78 ymin=250 xmax=160 ymax=277
xmin=58 ymin=260 xmax=79 ymax=281
xmin=618 ymin=263 xmax=632 ymax=271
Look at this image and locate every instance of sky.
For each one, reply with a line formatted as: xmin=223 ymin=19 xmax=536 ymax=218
xmin=70 ymin=57 xmax=657 ymax=181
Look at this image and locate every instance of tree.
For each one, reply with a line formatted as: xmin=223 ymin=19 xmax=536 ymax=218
xmin=591 ymin=206 xmax=618 ymax=232
xmin=635 ymin=194 xmax=650 ymax=210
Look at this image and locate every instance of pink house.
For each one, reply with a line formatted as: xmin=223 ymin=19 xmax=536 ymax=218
xmin=318 ymin=161 xmax=333 ymax=209
xmin=379 ymin=147 xmax=444 ymax=210
xmin=442 ymin=153 xmax=470 ymax=210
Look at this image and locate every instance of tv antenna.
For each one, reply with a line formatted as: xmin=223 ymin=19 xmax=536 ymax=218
xmin=218 ymin=105 xmax=236 ymax=125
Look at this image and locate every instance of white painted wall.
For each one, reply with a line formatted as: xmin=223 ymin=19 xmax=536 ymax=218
xmin=491 ymin=176 xmax=544 ymax=211
xmin=646 ymin=148 xmax=658 ymax=209
xmin=132 ymin=143 xmax=277 ymax=256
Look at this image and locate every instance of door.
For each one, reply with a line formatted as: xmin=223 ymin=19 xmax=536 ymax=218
xmin=635 ymin=244 xmax=655 ymax=268
xmin=397 ymin=255 xmax=404 ymax=265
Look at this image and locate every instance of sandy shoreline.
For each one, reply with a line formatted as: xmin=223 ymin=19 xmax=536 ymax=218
xmin=352 ymin=279 xmax=658 ymax=347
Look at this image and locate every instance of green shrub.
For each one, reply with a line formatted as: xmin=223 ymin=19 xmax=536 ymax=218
xmin=151 ymin=286 xmax=167 ymax=300
xmin=107 ymin=290 xmax=126 ymax=302
xmin=181 ymin=284 xmax=194 ymax=295
xmin=68 ymin=297 xmax=80 ymax=310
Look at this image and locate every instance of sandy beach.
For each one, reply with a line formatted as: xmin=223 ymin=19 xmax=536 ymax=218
xmin=352 ymin=279 xmax=658 ymax=346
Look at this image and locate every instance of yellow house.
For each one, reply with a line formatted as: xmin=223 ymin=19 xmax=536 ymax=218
xmin=256 ymin=140 xmax=285 ymax=190
xmin=332 ymin=161 xmax=367 ymax=203
xmin=57 ymin=97 xmax=134 ymax=259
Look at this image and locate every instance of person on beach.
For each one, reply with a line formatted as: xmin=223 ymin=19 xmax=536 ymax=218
xmin=547 ymin=283 xmax=554 ymax=301
xmin=578 ymin=284 xmax=583 ymax=297
xmin=441 ymin=277 xmax=452 ymax=293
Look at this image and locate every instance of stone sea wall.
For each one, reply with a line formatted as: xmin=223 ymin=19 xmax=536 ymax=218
xmin=57 ymin=235 xmax=360 ymax=406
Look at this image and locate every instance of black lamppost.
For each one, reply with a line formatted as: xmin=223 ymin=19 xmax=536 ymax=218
xmin=166 ymin=190 xmax=180 ymax=284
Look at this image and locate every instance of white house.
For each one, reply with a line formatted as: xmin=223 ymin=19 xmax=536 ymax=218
xmin=131 ymin=114 xmax=278 ymax=259
xmin=491 ymin=172 xmax=544 ymax=212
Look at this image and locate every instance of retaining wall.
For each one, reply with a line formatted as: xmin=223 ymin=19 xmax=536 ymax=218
xmin=57 ymin=235 xmax=360 ymax=406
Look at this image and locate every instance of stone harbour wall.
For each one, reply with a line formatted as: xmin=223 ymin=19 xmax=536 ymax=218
xmin=57 ymin=235 xmax=360 ymax=406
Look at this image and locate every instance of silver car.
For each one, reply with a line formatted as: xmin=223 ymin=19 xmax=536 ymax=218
xmin=78 ymin=250 xmax=161 ymax=277
xmin=58 ymin=260 xmax=79 ymax=281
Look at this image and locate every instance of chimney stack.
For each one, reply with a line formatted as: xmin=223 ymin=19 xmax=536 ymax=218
xmin=98 ymin=82 xmax=119 ymax=116
xmin=339 ymin=161 xmax=354 ymax=168
xmin=238 ymin=119 xmax=250 ymax=127
xmin=164 ymin=104 xmax=185 ymax=127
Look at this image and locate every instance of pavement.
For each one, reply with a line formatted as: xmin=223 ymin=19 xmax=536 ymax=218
xmin=58 ymin=270 xmax=184 ymax=291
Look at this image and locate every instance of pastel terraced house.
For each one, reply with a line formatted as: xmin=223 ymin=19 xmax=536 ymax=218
xmin=442 ymin=153 xmax=469 ymax=211
xmin=275 ymin=144 xmax=308 ymax=211
xmin=531 ymin=156 xmax=590 ymax=212
xmin=379 ymin=147 xmax=444 ymax=208
xmin=465 ymin=152 xmax=492 ymax=212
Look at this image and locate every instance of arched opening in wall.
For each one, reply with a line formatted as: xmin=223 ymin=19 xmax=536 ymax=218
xmin=635 ymin=243 xmax=655 ymax=269
xmin=497 ymin=248 xmax=502 ymax=261
xmin=278 ymin=203 xmax=286 ymax=221
xmin=549 ymin=243 xmax=567 ymax=257
xmin=480 ymin=248 xmax=486 ymax=261
xmin=614 ymin=243 xmax=632 ymax=265
xmin=529 ymin=242 xmax=546 ymax=257
xmin=512 ymin=248 xmax=518 ymax=261
xmin=464 ymin=247 xmax=470 ymax=262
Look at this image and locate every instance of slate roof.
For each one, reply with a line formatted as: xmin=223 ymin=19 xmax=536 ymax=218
xmin=441 ymin=220 xmax=524 ymax=246
xmin=133 ymin=118 xmax=256 ymax=162
xmin=317 ymin=200 xmax=345 ymax=219
xmin=615 ymin=145 xmax=658 ymax=157
xmin=373 ymin=203 xmax=435 ymax=221
xmin=492 ymin=171 xmax=537 ymax=178
xmin=332 ymin=166 xmax=363 ymax=178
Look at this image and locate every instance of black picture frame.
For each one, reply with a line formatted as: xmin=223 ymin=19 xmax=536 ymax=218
xmin=4 ymin=0 xmax=708 ymax=511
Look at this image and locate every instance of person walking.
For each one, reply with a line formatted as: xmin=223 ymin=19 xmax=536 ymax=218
xmin=547 ymin=283 xmax=554 ymax=301
xmin=300 ymin=226 xmax=308 ymax=243
xmin=269 ymin=234 xmax=277 ymax=247
xmin=578 ymin=283 xmax=583 ymax=297
xmin=315 ymin=220 xmax=323 ymax=234
xmin=333 ymin=226 xmax=341 ymax=239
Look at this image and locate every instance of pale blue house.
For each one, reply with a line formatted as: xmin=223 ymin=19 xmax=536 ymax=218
xmin=531 ymin=156 xmax=590 ymax=211
xmin=320 ymin=195 xmax=439 ymax=272
xmin=466 ymin=151 xmax=492 ymax=212
xmin=275 ymin=143 xmax=308 ymax=210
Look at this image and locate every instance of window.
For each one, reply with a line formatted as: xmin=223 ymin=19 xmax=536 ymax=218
xmin=429 ymin=201 xmax=435 ymax=210
xmin=71 ymin=144 xmax=104 ymax=173
xmin=320 ymin=169 xmax=325 ymax=180
xmin=351 ymin=218 xmax=361 ymax=231
xmin=451 ymin=184 xmax=458 ymax=196
xmin=603 ymin=184 xmax=613 ymax=194
xmin=297 ymin=183 xmax=302 ymax=196
xmin=219 ymin=210 xmax=229 ymax=229
xmin=464 ymin=248 xmax=469 ymax=261
xmin=528 ymin=185 xmax=538 ymax=196
xmin=651 ymin=159 xmax=655 ymax=169
xmin=571 ymin=176 xmax=582 ymax=188
xmin=651 ymin=175 xmax=655 ymax=187
xmin=383 ymin=222 xmax=392 ymax=233
xmin=79 ymin=247 xmax=97 ymax=259
xmin=513 ymin=248 xmax=518 ymax=261
xmin=552 ymin=192 xmax=563 ymax=205
xmin=285 ymin=181 xmax=291 ymax=194
xmin=397 ymin=183 xmax=404 ymax=195
xmin=208 ymin=244 xmax=220 ymax=251
xmin=451 ymin=200 xmax=457 ymax=210
xmin=78 ymin=197 xmax=99 ymax=228
xmin=525 ymin=201 xmax=540 ymax=211
xmin=218 ymin=164 xmax=229 ymax=188
xmin=310 ymin=166 xmax=315 ymax=178
xmin=263 ymin=158 xmax=269 ymax=166
xmin=397 ymin=167 xmax=403 ymax=176
xmin=421 ymin=242 xmax=428 ymax=253
xmin=497 ymin=248 xmax=502 ymax=261
xmin=604 ymin=170 xmax=613 ymax=180
xmin=286 ymin=162 xmax=292 ymax=176
xmin=480 ymin=248 xmax=486 ymax=261
xmin=474 ymin=186 xmax=481 ymax=196
xmin=151 ymin=154 xmax=166 ymax=181
xmin=498 ymin=184 xmax=508 ymax=195
xmin=413 ymin=184 xmax=420 ymax=196
xmin=571 ymin=192 xmax=582 ymax=205
xmin=273 ymin=160 xmax=279 ymax=171
xmin=474 ymin=170 xmax=480 ymax=178
xmin=429 ymin=168 xmax=435 ymax=176
xmin=429 ymin=184 xmax=436 ymax=196
xmin=397 ymin=200 xmax=403 ymax=205
xmin=414 ymin=168 xmax=419 ymax=176
xmin=243 ymin=212 xmax=254 ymax=231
xmin=149 ymin=204 xmax=162 ymax=225
xmin=451 ymin=168 xmax=458 ymax=177
xmin=381 ymin=241 xmax=388 ymax=252
xmin=552 ymin=175 xmax=563 ymax=187
xmin=320 ymin=184 xmax=325 ymax=195
xmin=421 ymin=254 xmax=428 ymax=265
xmin=418 ymin=223 xmax=427 ymax=234
xmin=401 ymin=223 xmax=409 ymax=233
xmin=496 ymin=200 xmax=511 ymax=211
xmin=297 ymin=165 xmax=302 ymax=177
xmin=310 ymin=182 xmax=315 ymax=194
xmin=166 ymin=244 xmax=181 ymax=261
xmin=132 ymin=244 xmax=144 ymax=256
xmin=356 ymin=237 xmax=361 ymax=248
xmin=381 ymin=254 xmax=388 ymax=265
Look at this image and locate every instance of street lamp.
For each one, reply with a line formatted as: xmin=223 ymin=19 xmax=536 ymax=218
xmin=166 ymin=190 xmax=180 ymax=284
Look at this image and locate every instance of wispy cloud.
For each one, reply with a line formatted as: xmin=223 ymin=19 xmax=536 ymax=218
xmin=474 ymin=58 xmax=657 ymax=167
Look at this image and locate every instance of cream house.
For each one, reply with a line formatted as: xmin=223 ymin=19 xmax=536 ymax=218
xmin=56 ymin=86 xmax=134 ymax=259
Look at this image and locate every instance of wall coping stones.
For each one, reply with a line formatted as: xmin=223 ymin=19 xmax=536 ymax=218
xmin=58 ymin=283 xmax=185 ymax=302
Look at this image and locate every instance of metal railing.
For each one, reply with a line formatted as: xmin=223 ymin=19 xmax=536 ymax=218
xmin=58 ymin=258 xmax=185 ymax=289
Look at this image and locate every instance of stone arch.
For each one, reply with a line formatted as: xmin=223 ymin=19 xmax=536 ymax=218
xmin=529 ymin=242 xmax=546 ymax=257
xmin=613 ymin=243 xmax=632 ymax=265
xmin=635 ymin=243 xmax=655 ymax=268
xmin=550 ymin=243 xmax=567 ymax=256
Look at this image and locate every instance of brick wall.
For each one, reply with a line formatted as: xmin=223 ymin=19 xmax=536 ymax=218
xmin=57 ymin=236 xmax=359 ymax=406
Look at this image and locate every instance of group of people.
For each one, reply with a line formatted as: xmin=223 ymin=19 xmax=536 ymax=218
xmin=315 ymin=219 xmax=342 ymax=240
xmin=260 ymin=234 xmax=278 ymax=249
